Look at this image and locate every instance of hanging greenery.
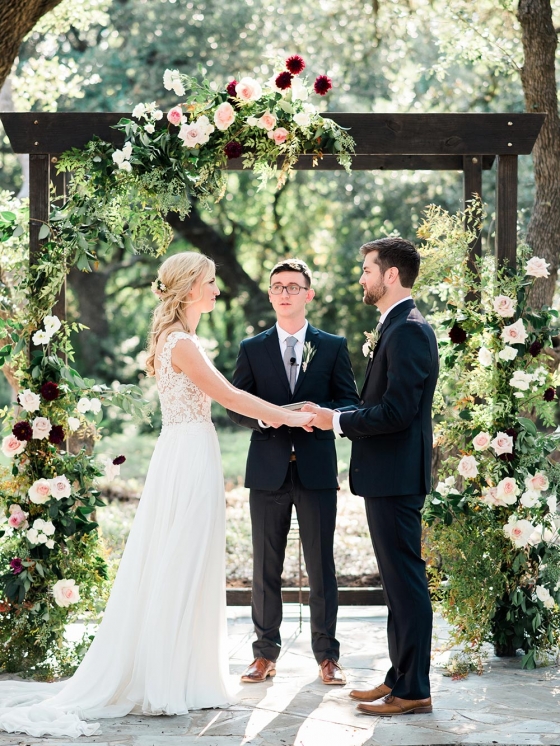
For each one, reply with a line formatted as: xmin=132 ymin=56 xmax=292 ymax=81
xmin=418 ymin=203 xmax=560 ymax=670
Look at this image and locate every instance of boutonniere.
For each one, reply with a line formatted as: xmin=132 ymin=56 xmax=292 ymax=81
xmin=362 ymin=328 xmax=380 ymax=358
xmin=302 ymin=342 xmax=317 ymax=372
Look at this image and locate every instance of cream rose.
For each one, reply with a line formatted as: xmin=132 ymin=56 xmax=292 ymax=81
xmin=293 ymin=111 xmax=311 ymax=128
xmin=32 ymin=416 xmax=52 ymax=440
xmin=18 ymin=389 xmax=41 ymax=412
xmin=525 ymin=472 xmax=549 ymax=492
xmin=493 ymin=295 xmax=516 ymax=318
xmin=547 ymin=495 xmax=557 ymax=514
xmin=43 ymin=315 xmax=61 ymax=335
xmin=535 ymin=585 xmax=555 ymax=609
xmin=235 ymin=77 xmax=263 ymax=102
xmin=28 ymin=478 xmax=52 ymax=505
xmin=458 ymin=455 xmax=478 ymax=479
xmin=498 ymin=346 xmax=518 ymax=362
xmin=472 ymin=432 xmax=491 ymax=451
xmin=67 ymin=416 xmax=80 ymax=432
xmin=50 ymin=474 xmax=72 ymax=500
xmin=496 ymin=477 xmax=519 ymax=504
xmin=525 ymin=256 xmax=550 ymax=278
xmin=478 ymin=347 xmax=493 ymax=367
xmin=520 ymin=490 xmax=541 ymax=508
xmin=501 ymin=319 xmax=527 ymax=345
xmin=214 ymin=102 xmax=236 ymax=131
xmin=77 ymin=398 xmax=91 ymax=414
xmin=510 ymin=371 xmax=533 ymax=391
xmin=52 ymin=579 xmax=81 ymax=608
xmin=503 ymin=517 xmax=534 ymax=548
xmin=2 ymin=434 xmax=26 ymax=458
xmin=491 ymin=432 xmax=514 ymax=456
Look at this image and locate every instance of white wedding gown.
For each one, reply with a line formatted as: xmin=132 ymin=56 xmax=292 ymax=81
xmin=0 ymin=331 xmax=237 ymax=737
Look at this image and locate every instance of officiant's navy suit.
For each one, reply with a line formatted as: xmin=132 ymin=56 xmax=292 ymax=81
xmin=339 ymin=298 xmax=438 ymax=700
xmin=228 ymin=323 xmax=359 ymax=663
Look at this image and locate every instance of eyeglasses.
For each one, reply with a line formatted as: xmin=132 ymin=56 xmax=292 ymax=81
xmin=269 ymin=283 xmax=309 ymax=295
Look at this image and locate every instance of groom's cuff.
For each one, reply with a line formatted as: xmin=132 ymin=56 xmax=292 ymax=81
xmin=258 ymin=420 xmax=270 ymax=429
xmin=333 ymin=412 xmax=343 ymax=436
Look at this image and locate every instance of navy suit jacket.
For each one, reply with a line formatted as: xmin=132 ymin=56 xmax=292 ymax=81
xmin=228 ymin=324 xmax=359 ymax=491
xmin=340 ymin=299 xmax=439 ymax=498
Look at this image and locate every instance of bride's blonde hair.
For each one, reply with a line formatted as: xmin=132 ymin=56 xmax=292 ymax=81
xmin=145 ymin=252 xmax=216 ymax=376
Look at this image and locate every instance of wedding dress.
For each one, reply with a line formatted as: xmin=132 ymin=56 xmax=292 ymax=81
xmin=0 ymin=331 xmax=236 ymax=737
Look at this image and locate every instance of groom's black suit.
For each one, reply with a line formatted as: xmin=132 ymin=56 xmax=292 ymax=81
xmin=228 ymin=323 xmax=359 ymax=663
xmin=338 ymin=298 xmax=438 ymax=700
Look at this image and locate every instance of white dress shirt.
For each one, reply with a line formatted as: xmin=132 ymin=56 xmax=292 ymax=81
xmin=259 ymin=321 xmax=308 ymax=428
xmin=332 ymin=297 xmax=412 ymax=435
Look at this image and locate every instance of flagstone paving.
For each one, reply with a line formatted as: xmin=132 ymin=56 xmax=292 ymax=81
xmin=1 ymin=606 xmax=558 ymax=746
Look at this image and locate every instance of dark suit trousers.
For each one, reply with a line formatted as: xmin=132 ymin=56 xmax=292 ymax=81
xmin=250 ymin=462 xmax=339 ymax=663
xmin=364 ymin=494 xmax=432 ymax=700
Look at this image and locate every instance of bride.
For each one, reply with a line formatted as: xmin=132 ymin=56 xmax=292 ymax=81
xmin=0 ymin=251 xmax=315 ymax=737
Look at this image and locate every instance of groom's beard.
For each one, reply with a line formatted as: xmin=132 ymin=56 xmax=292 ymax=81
xmin=363 ymin=281 xmax=387 ymax=306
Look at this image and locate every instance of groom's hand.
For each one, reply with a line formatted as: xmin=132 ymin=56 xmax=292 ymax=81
xmin=301 ymin=403 xmax=334 ymax=431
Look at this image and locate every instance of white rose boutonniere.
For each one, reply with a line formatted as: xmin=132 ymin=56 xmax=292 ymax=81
xmin=301 ymin=342 xmax=317 ymax=372
xmin=363 ymin=328 xmax=380 ymax=358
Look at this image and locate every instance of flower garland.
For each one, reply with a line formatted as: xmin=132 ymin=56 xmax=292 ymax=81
xmin=418 ymin=204 xmax=560 ymax=669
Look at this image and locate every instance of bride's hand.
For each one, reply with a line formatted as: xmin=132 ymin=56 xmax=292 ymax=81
xmin=284 ymin=410 xmax=316 ymax=428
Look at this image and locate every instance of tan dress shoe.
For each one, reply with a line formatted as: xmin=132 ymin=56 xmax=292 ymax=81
xmin=358 ymin=694 xmax=432 ymax=716
xmin=319 ymin=659 xmax=346 ymax=685
xmin=240 ymin=657 xmax=276 ymax=683
xmin=349 ymin=682 xmax=391 ymax=702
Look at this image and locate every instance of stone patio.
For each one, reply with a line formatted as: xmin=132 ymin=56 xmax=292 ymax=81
xmin=1 ymin=605 xmax=559 ymax=746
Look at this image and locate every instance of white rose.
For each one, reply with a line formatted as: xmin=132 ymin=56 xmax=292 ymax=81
xmin=246 ymin=116 xmax=259 ymax=126
xmin=520 ymin=490 xmax=541 ymax=508
xmin=45 ymin=539 xmax=55 ymax=550
xmin=18 ymin=389 xmax=41 ymax=412
xmin=132 ymin=103 xmax=146 ymax=119
xmin=88 ymin=398 xmax=102 ymax=414
xmin=502 ymin=319 xmax=527 ymax=345
xmin=547 ymin=495 xmax=557 ymax=514
xmin=526 ymin=256 xmax=550 ymax=278
xmin=172 ymin=80 xmax=185 ymax=96
xmin=503 ymin=517 xmax=534 ymax=548
xmin=1 ymin=434 xmax=26 ymax=458
xmin=41 ymin=520 xmax=55 ymax=536
xmin=144 ymin=124 xmax=155 ymax=134
xmin=491 ymin=432 xmax=514 ymax=456
xmin=112 ymin=149 xmax=126 ymax=165
xmin=52 ymin=578 xmax=81 ymax=608
xmin=472 ymin=432 xmax=491 ymax=451
xmin=496 ymin=477 xmax=520 ymax=504
xmin=458 ymin=455 xmax=478 ymax=479
xmin=32 ymin=330 xmax=51 ymax=345
xmin=26 ymin=528 xmax=39 ymax=545
xmin=532 ymin=366 xmax=548 ymax=385
xmin=122 ymin=143 xmax=132 ymax=160
xmin=480 ymin=487 xmax=501 ymax=507
xmin=163 ymin=69 xmax=179 ymax=90
xmin=435 ymin=481 xmax=450 ymax=497
xmin=293 ymin=111 xmax=311 ymax=128
xmin=33 ymin=518 xmax=46 ymax=531
xmin=535 ymin=585 xmax=555 ymax=609
xmin=32 ymin=416 xmax=52 ymax=440
xmin=525 ymin=472 xmax=549 ymax=492
xmin=493 ymin=295 xmax=516 ymax=318
xmin=50 ymin=474 xmax=72 ymax=500
xmin=153 ymin=109 xmax=163 ymax=121
xmin=235 ymin=77 xmax=263 ymax=102
xmin=291 ymin=76 xmax=309 ymax=101
xmin=67 ymin=416 xmax=80 ymax=432
xmin=528 ymin=524 xmax=545 ymax=546
xmin=478 ymin=347 xmax=493 ymax=367
xmin=43 ymin=315 xmax=62 ymax=335
xmin=77 ymin=398 xmax=91 ymax=414
xmin=119 ymin=161 xmax=132 ymax=173
xmin=28 ymin=478 xmax=52 ymax=505
xmin=510 ymin=370 xmax=533 ymax=391
xmin=498 ymin=346 xmax=518 ymax=361
xmin=214 ymin=101 xmax=236 ymax=131
xmin=37 ymin=533 xmax=48 ymax=544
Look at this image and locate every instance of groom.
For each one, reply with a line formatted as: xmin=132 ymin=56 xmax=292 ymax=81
xmin=228 ymin=258 xmax=359 ymax=685
xmin=303 ymin=237 xmax=438 ymax=716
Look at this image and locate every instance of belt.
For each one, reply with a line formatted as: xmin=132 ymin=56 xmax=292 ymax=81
xmin=289 ymin=453 xmax=297 ymax=462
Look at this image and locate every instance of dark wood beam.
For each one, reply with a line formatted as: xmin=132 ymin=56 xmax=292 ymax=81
xmin=229 ymin=154 xmax=496 ymax=171
xmin=0 ymin=112 xmax=544 ymax=157
xmin=496 ymin=155 xmax=519 ymax=268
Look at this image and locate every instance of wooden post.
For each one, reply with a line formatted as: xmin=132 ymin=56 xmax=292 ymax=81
xmin=29 ymin=154 xmax=50 ymax=267
xmin=496 ymin=155 xmax=518 ymax=268
xmin=463 ymin=155 xmax=483 ymax=267
xmin=50 ymin=156 xmax=66 ymax=324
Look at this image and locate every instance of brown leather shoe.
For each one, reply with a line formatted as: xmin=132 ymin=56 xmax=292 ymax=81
xmin=240 ymin=657 xmax=276 ymax=683
xmin=358 ymin=694 xmax=432 ymax=716
xmin=349 ymin=682 xmax=391 ymax=702
xmin=319 ymin=659 xmax=346 ymax=685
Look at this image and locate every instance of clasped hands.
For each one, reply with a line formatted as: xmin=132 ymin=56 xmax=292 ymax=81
xmin=262 ymin=402 xmax=334 ymax=432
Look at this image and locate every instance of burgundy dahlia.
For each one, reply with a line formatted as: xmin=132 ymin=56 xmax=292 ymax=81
xmin=49 ymin=425 xmax=65 ymax=445
xmin=40 ymin=381 xmax=59 ymax=401
xmin=113 ymin=455 xmax=126 ymax=465
xmin=224 ymin=141 xmax=243 ymax=159
xmin=286 ymin=55 xmax=305 ymax=75
xmin=448 ymin=324 xmax=467 ymax=344
xmin=10 ymin=558 xmax=23 ymax=575
xmin=12 ymin=420 xmax=32 ymax=442
xmin=314 ymin=75 xmax=333 ymax=95
xmin=226 ymin=80 xmax=238 ymax=97
xmin=275 ymin=71 xmax=293 ymax=90
xmin=529 ymin=340 xmax=543 ymax=357
xmin=544 ymin=387 xmax=556 ymax=402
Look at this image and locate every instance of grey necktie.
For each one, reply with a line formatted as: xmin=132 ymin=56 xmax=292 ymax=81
xmin=283 ymin=336 xmax=298 ymax=393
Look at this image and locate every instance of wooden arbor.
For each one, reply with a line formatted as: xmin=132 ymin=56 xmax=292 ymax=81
xmin=0 ymin=111 xmax=545 ymax=605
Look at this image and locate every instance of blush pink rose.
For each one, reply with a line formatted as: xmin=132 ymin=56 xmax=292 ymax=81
xmin=32 ymin=416 xmax=52 ymax=440
xmin=50 ymin=474 xmax=72 ymax=500
xmin=525 ymin=256 xmax=550 ymax=278
xmin=167 ymin=106 xmax=183 ymax=126
xmin=8 ymin=511 xmax=27 ymax=529
xmin=458 ymin=455 xmax=478 ymax=479
xmin=493 ymin=295 xmax=516 ymax=318
xmin=1 ymin=434 xmax=26 ymax=458
xmin=525 ymin=472 xmax=549 ymax=492
xmin=491 ymin=432 xmax=514 ymax=456
xmin=214 ymin=102 xmax=236 ymax=131
xmin=235 ymin=77 xmax=263 ymax=102
xmin=271 ymin=127 xmax=289 ymax=145
xmin=52 ymin=578 xmax=81 ymax=608
xmin=28 ymin=478 xmax=52 ymax=505
xmin=496 ymin=476 xmax=519 ymax=504
xmin=501 ymin=319 xmax=527 ymax=345
xmin=472 ymin=432 xmax=491 ymax=451
xmin=257 ymin=111 xmax=277 ymax=131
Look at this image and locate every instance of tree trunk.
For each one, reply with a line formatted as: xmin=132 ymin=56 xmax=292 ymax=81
xmin=518 ymin=0 xmax=560 ymax=307
xmin=0 ymin=0 xmax=65 ymax=90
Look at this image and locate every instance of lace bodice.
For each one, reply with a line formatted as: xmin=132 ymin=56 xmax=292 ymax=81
xmin=156 ymin=331 xmax=212 ymax=427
